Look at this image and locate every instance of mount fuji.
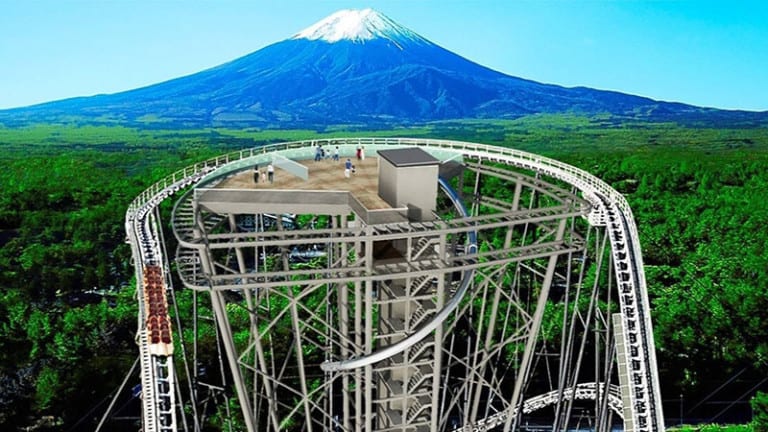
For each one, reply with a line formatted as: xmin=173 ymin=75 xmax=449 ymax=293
xmin=1 ymin=8 xmax=764 ymax=127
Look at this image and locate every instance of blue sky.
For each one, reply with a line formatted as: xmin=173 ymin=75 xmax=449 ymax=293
xmin=1 ymin=0 xmax=766 ymax=111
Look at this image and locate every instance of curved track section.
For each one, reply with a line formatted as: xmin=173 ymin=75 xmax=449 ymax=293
xmin=457 ymin=144 xmax=664 ymax=432
xmin=457 ymin=382 xmax=625 ymax=432
xmin=127 ymin=138 xmax=664 ymax=432
xmin=321 ymin=177 xmax=477 ymax=372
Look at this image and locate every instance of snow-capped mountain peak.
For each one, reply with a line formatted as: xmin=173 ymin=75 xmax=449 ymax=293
xmin=292 ymin=8 xmax=427 ymax=46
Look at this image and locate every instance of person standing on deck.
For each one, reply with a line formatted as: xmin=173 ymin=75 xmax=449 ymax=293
xmin=253 ymin=164 xmax=260 ymax=183
xmin=267 ymin=163 xmax=275 ymax=183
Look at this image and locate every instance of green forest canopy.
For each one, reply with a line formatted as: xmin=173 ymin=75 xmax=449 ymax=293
xmin=0 ymin=116 xmax=766 ymax=430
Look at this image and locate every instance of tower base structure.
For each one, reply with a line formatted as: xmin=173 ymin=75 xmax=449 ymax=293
xmin=126 ymin=138 xmax=664 ymax=432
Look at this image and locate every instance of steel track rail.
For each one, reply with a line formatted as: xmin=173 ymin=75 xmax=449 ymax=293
xmin=127 ymin=137 xmax=664 ymax=432
xmin=125 ymin=167 xmax=215 ymax=432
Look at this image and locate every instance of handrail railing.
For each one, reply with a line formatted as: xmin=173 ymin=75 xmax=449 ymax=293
xmin=127 ymin=137 xmax=634 ymax=220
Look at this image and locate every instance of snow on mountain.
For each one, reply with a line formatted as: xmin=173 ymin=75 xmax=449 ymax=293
xmin=292 ymin=8 xmax=427 ymax=47
xmin=2 ymin=8 xmax=761 ymax=127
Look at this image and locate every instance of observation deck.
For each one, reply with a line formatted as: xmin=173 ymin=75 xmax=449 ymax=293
xmin=215 ymin=156 xmax=391 ymax=210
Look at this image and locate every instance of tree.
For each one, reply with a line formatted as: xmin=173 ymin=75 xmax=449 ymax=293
xmin=753 ymin=391 xmax=768 ymax=432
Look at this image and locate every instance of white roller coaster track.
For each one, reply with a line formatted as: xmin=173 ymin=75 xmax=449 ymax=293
xmin=125 ymin=137 xmax=664 ymax=432
xmin=454 ymin=382 xmax=626 ymax=432
xmin=126 ymin=166 xmax=215 ymax=432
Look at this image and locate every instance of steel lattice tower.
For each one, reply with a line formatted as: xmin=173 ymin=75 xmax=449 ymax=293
xmin=127 ymin=138 xmax=664 ymax=432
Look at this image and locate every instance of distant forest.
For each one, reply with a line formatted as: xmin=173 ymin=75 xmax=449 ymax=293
xmin=0 ymin=116 xmax=767 ymax=431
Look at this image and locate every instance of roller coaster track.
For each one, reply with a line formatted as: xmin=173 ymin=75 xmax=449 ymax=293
xmin=125 ymin=137 xmax=664 ymax=432
xmin=125 ymin=165 xmax=216 ymax=432
xmin=452 ymin=382 xmax=626 ymax=432
xmin=319 ymin=176 xmax=478 ymax=373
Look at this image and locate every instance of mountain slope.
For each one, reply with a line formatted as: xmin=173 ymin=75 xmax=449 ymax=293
xmin=1 ymin=8 xmax=765 ymax=127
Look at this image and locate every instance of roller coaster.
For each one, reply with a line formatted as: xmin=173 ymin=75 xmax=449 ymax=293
xmin=125 ymin=138 xmax=665 ymax=432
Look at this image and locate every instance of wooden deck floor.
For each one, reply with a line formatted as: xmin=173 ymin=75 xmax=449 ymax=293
xmin=215 ymin=156 xmax=390 ymax=210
